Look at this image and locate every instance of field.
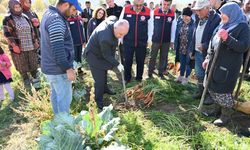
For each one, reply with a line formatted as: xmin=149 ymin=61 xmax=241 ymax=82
xmin=0 ymin=48 xmax=250 ymax=150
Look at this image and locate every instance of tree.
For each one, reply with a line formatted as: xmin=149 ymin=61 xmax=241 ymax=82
xmin=0 ymin=4 xmax=7 ymax=14
xmin=32 ymin=0 xmax=47 ymax=12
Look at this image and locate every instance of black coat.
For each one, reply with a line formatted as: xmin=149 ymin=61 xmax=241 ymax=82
xmin=81 ymin=8 xmax=93 ymax=28
xmin=85 ymin=17 xmax=119 ymax=70
xmin=106 ymin=4 xmax=123 ymax=18
xmin=209 ymin=23 xmax=250 ymax=93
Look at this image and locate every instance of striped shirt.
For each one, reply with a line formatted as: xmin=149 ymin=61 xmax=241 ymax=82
xmin=41 ymin=6 xmax=74 ymax=75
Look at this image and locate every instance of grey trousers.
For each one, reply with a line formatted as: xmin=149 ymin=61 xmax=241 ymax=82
xmin=148 ymin=42 xmax=170 ymax=75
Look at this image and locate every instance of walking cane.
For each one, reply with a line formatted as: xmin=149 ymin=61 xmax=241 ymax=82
xmin=117 ymin=43 xmax=128 ymax=103
xmin=198 ymin=41 xmax=222 ymax=111
xmin=234 ymin=48 xmax=250 ymax=100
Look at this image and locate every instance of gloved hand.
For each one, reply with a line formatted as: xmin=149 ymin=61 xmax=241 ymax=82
xmin=117 ymin=63 xmax=124 ymax=72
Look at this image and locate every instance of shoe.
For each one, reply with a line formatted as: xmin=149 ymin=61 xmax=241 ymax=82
xmin=104 ymin=88 xmax=116 ymax=95
xmin=181 ymin=77 xmax=189 ymax=85
xmin=31 ymin=78 xmax=41 ymax=89
xmin=201 ymin=104 xmax=221 ymax=117
xmin=213 ymin=108 xmax=234 ymax=127
xmin=158 ymin=74 xmax=165 ymax=80
xmin=203 ymin=94 xmax=214 ymax=105
xmin=148 ymin=74 xmax=153 ymax=79
xmin=175 ymin=76 xmax=183 ymax=83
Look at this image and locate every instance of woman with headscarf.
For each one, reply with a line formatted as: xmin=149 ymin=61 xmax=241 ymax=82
xmin=202 ymin=2 xmax=250 ymax=126
xmin=3 ymin=0 xmax=40 ymax=86
xmin=20 ymin=0 xmax=41 ymax=64
xmin=87 ymin=7 xmax=106 ymax=40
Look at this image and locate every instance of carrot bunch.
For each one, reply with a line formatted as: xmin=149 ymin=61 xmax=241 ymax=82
xmin=126 ymin=84 xmax=155 ymax=107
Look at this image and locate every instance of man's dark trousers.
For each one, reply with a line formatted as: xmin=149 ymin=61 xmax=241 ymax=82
xmin=148 ymin=43 xmax=170 ymax=76
xmin=124 ymin=44 xmax=147 ymax=81
xmin=89 ymin=65 xmax=109 ymax=109
xmin=74 ymin=45 xmax=83 ymax=62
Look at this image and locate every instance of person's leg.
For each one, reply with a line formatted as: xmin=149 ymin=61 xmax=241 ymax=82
xmin=148 ymin=43 xmax=160 ymax=76
xmin=119 ymin=44 xmax=125 ymax=65
xmin=90 ymin=66 xmax=106 ymax=109
xmin=124 ymin=45 xmax=135 ymax=82
xmin=179 ymin=54 xmax=186 ymax=77
xmin=45 ymin=74 xmax=72 ymax=114
xmin=4 ymin=83 xmax=14 ymax=101
xmin=209 ymin=91 xmax=234 ymax=126
xmin=159 ymin=43 xmax=170 ymax=76
xmin=193 ymin=52 xmax=205 ymax=99
xmin=135 ymin=46 xmax=147 ymax=81
xmin=0 ymin=84 xmax=4 ymax=101
xmin=185 ymin=55 xmax=192 ymax=78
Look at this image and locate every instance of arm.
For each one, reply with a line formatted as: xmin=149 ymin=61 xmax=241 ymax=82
xmin=87 ymin=19 xmax=93 ymax=40
xmin=48 ymin=18 xmax=72 ymax=71
xmin=3 ymin=17 xmax=17 ymax=48
xmin=147 ymin=10 xmax=154 ymax=43
xmin=100 ymin=38 xmax=119 ymax=67
xmin=171 ymin=16 xmax=177 ymax=43
xmin=224 ymin=26 xmax=250 ymax=53
xmin=2 ymin=54 xmax=12 ymax=68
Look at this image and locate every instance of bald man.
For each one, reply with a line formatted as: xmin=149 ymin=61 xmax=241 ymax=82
xmin=85 ymin=16 xmax=129 ymax=110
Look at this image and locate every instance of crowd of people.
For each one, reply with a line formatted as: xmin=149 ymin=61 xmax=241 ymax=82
xmin=1 ymin=0 xmax=250 ymax=127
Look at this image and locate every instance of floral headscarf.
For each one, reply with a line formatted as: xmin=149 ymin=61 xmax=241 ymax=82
xmin=8 ymin=0 xmax=22 ymax=16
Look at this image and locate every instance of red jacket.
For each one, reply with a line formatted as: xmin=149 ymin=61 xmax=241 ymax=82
xmin=0 ymin=54 xmax=12 ymax=80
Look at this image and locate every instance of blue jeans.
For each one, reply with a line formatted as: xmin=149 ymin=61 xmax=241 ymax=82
xmin=45 ymin=74 xmax=72 ymax=114
xmin=195 ymin=51 xmax=206 ymax=80
xmin=179 ymin=54 xmax=191 ymax=78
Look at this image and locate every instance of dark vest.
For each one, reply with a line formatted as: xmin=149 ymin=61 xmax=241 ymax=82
xmin=152 ymin=8 xmax=175 ymax=43
xmin=123 ymin=5 xmax=151 ymax=47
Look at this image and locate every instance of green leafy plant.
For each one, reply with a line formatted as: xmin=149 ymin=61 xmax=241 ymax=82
xmin=38 ymin=104 xmax=129 ymax=150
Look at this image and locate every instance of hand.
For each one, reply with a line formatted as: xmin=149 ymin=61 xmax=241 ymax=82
xmin=66 ymin=68 xmax=76 ymax=81
xmin=218 ymin=29 xmax=228 ymax=41
xmin=0 ymin=61 xmax=6 ymax=67
xmin=147 ymin=41 xmax=152 ymax=48
xmin=170 ymin=42 xmax=174 ymax=50
xmin=31 ymin=18 xmax=39 ymax=27
xmin=202 ymin=59 xmax=209 ymax=69
xmin=82 ymin=18 xmax=88 ymax=22
xmin=189 ymin=52 xmax=195 ymax=60
xmin=13 ymin=45 xmax=21 ymax=54
xmin=197 ymin=43 xmax=204 ymax=51
xmin=34 ymin=42 xmax=39 ymax=49
xmin=117 ymin=63 xmax=124 ymax=72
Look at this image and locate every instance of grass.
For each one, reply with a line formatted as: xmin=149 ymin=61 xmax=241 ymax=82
xmin=0 ymin=61 xmax=250 ymax=149
xmin=0 ymin=20 xmax=250 ymax=149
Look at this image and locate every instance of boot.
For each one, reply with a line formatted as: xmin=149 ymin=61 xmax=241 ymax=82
xmin=193 ymin=78 xmax=204 ymax=99
xmin=201 ymin=103 xmax=221 ymax=117
xmin=213 ymin=108 xmax=234 ymax=127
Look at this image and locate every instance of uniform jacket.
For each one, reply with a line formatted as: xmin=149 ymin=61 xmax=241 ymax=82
xmin=151 ymin=8 xmax=176 ymax=44
xmin=120 ymin=5 xmax=153 ymax=47
xmin=68 ymin=15 xmax=86 ymax=46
